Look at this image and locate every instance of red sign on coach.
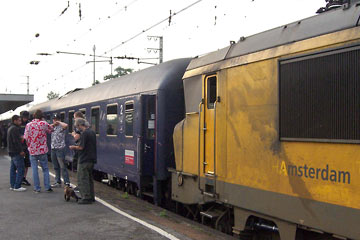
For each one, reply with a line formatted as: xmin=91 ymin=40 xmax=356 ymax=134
xmin=125 ymin=150 xmax=135 ymax=165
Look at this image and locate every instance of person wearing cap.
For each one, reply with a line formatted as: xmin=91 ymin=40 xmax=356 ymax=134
xmin=50 ymin=114 xmax=70 ymax=187
xmin=24 ymin=109 xmax=54 ymax=193
xmin=19 ymin=110 xmax=31 ymax=186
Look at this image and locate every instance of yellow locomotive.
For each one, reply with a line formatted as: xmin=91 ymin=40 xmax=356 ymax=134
xmin=170 ymin=1 xmax=360 ymax=239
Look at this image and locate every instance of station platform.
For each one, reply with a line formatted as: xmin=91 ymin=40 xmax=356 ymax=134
xmin=0 ymin=150 xmax=234 ymax=240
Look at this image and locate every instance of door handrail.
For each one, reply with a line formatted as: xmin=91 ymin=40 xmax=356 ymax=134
xmin=198 ymin=100 xmax=204 ymax=192
xmin=213 ymin=100 xmax=218 ymax=195
xmin=137 ymin=136 xmax=141 ymax=174
xmin=181 ymin=119 xmax=185 ymax=172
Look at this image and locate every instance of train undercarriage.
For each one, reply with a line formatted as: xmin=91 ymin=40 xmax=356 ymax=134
xmin=67 ymin=163 xmax=351 ymax=240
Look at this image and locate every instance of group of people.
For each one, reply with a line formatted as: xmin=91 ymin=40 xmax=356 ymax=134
xmin=7 ymin=109 xmax=97 ymax=204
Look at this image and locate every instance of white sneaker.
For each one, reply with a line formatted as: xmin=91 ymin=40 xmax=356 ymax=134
xmin=51 ymin=182 xmax=61 ymax=188
xmin=13 ymin=187 xmax=27 ymax=192
xmin=9 ymin=187 xmax=14 ymax=191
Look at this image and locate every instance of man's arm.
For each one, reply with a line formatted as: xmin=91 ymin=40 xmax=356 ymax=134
xmin=58 ymin=121 xmax=68 ymax=130
xmin=70 ymin=130 xmax=85 ymax=150
xmin=46 ymin=121 xmax=54 ymax=133
xmin=69 ymin=145 xmax=84 ymax=151
xmin=24 ymin=124 xmax=29 ymax=141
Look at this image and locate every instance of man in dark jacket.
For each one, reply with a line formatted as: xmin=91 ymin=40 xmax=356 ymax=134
xmin=69 ymin=118 xmax=96 ymax=204
xmin=20 ymin=111 xmax=31 ymax=186
xmin=7 ymin=115 xmax=26 ymax=192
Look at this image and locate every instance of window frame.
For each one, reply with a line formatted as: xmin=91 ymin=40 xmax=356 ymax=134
xmin=106 ymin=103 xmax=118 ymax=137
xmin=206 ymin=75 xmax=217 ymax=109
xmin=68 ymin=110 xmax=75 ymax=134
xmin=90 ymin=106 xmax=100 ymax=135
xmin=124 ymin=100 xmax=135 ymax=138
xmin=60 ymin=112 xmax=65 ymax=123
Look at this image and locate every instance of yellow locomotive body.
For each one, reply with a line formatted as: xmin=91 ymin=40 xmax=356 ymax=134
xmin=171 ymin=3 xmax=360 ymax=239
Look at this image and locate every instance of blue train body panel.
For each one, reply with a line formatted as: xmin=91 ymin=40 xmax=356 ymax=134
xmin=30 ymin=58 xmax=191 ymax=204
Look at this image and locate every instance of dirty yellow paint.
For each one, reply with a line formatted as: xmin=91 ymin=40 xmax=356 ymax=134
xmin=174 ymin=26 xmax=360 ymax=211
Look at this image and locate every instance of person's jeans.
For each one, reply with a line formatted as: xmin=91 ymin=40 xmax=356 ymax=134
xmin=10 ymin=154 xmax=25 ymax=189
xmin=51 ymin=148 xmax=70 ymax=184
xmin=30 ymin=154 xmax=51 ymax=191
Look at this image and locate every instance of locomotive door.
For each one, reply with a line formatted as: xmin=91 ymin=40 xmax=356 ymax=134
xmin=140 ymin=95 xmax=156 ymax=176
xmin=203 ymin=74 xmax=217 ymax=175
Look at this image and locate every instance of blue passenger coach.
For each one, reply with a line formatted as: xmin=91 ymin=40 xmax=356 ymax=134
xmin=30 ymin=58 xmax=192 ymax=205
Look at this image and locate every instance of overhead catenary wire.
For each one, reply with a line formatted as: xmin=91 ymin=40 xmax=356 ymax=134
xmin=68 ymin=0 xmax=141 ymax=46
xmin=31 ymin=0 xmax=224 ymax=98
xmin=2 ymin=0 xmax=324 ymax=105
xmin=32 ymin=51 xmax=156 ymax=93
xmin=33 ymin=0 xmax=205 ymax=93
xmin=104 ymin=0 xmax=204 ymax=54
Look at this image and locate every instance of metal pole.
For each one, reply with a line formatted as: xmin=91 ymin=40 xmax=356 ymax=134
xmin=147 ymin=36 xmax=163 ymax=64
xmin=93 ymin=45 xmax=96 ymax=85
xmin=26 ymin=76 xmax=29 ymax=94
xmin=159 ymin=36 xmax=163 ymax=64
xmin=110 ymin=56 xmax=113 ymax=75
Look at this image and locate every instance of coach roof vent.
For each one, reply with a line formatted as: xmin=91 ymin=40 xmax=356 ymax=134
xmin=58 ymin=88 xmax=83 ymax=99
xmin=316 ymin=0 xmax=357 ymax=14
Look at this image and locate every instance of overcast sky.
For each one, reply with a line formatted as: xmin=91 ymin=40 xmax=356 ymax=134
xmin=0 ymin=0 xmax=325 ymax=117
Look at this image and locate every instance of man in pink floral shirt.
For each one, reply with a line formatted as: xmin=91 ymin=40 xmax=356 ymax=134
xmin=24 ymin=109 xmax=54 ymax=193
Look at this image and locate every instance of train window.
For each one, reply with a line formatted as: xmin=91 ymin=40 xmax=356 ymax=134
xmin=279 ymin=45 xmax=360 ymax=143
xmin=91 ymin=107 xmax=100 ymax=134
xmin=46 ymin=115 xmax=51 ymax=123
xmin=146 ymin=99 xmax=155 ymax=140
xmin=68 ymin=111 xmax=74 ymax=133
xmin=125 ymin=101 xmax=134 ymax=137
xmin=60 ymin=112 xmax=65 ymax=122
xmin=79 ymin=108 xmax=86 ymax=121
xmin=207 ymin=75 xmax=217 ymax=109
xmin=106 ymin=105 xmax=117 ymax=136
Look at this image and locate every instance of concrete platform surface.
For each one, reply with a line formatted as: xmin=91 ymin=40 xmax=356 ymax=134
xmin=0 ymin=151 xmax=234 ymax=240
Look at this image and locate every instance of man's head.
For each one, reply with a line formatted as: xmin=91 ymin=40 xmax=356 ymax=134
xmin=34 ymin=109 xmax=43 ymax=120
xmin=20 ymin=111 xmax=30 ymax=121
xmin=74 ymin=118 xmax=89 ymax=131
xmin=53 ymin=114 xmax=60 ymax=122
xmin=74 ymin=111 xmax=84 ymax=119
xmin=11 ymin=115 xmax=21 ymax=126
